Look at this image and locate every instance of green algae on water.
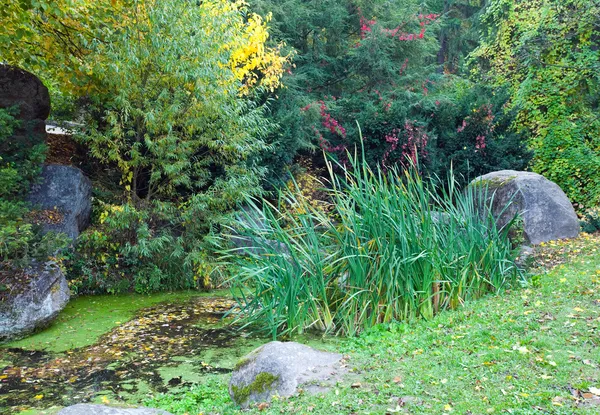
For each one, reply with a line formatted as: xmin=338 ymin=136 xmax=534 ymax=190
xmin=3 ymin=290 xmax=227 ymax=353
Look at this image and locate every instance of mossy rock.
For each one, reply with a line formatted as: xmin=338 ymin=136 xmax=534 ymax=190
xmin=469 ymin=170 xmax=579 ymax=245
xmin=229 ymin=341 xmax=346 ymax=408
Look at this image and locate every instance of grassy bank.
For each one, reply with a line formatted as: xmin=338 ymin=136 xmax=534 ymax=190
xmin=148 ymin=234 xmax=600 ymax=414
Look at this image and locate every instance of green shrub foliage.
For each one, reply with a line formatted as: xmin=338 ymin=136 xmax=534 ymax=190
xmin=471 ymin=0 xmax=600 ymax=207
xmin=68 ymin=0 xmax=274 ymax=293
xmin=251 ymin=0 xmax=531 ymax=187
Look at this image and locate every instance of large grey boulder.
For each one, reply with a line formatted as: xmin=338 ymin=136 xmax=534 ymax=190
xmin=0 ymin=261 xmax=70 ymax=342
xmin=0 ymin=64 xmax=50 ymax=139
xmin=28 ymin=164 xmax=92 ymax=240
xmin=470 ymin=170 xmax=579 ymax=245
xmin=229 ymin=341 xmax=346 ymax=408
xmin=57 ymin=404 xmax=172 ymax=415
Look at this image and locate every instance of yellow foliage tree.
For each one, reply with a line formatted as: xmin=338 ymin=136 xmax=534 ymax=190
xmin=0 ymin=0 xmax=288 ymax=96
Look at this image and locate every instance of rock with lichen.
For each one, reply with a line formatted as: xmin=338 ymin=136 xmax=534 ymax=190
xmin=470 ymin=170 xmax=579 ymax=245
xmin=0 ymin=261 xmax=70 ymax=342
xmin=27 ymin=164 xmax=92 ymax=241
xmin=229 ymin=341 xmax=346 ymax=408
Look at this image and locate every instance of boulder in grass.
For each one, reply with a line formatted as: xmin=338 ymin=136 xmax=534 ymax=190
xmin=229 ymin=341 xmax=347 ymax=408
xmin=57 ymin=404 xmax=172 ymax=415
xmin=0 ymin=261 xmax=70 ymax=342
xmin=470 ymin=170 xmax=579 ymax=245
xmin=27 ymin=164 xmax=92 ymax=241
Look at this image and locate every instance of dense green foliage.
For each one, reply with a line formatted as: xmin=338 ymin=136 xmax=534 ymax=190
xmin=1 ymin=0 xmax=597 ymax=298
xmin=427 ymin=79 xmax=531 ymax=184
xmin=58 ymin=0 xmax=285 ymax=294
xmin=226 ymin=147 xmax=522 ymax=337
xmin=472 ymin=0 xmax=600 ymax=207
xmin=251 ymin=0 xmax=531 ymax=187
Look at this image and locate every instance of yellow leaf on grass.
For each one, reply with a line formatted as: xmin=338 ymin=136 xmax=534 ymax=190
xmin=34 ymin=394 xmax=43 ymax=400
xmin=444 ymin=404 xmax=452 ymax=411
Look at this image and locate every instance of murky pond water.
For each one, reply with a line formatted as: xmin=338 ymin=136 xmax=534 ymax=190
xmin=0 ymin=296 xmax=265 ymax=414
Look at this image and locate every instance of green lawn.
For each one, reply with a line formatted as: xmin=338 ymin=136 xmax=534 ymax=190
xmin=147 ymin=234 xmax=600 ymax=414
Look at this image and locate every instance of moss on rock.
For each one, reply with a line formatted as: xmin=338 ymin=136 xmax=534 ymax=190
xmin=233 ymin=356 xmax=253 ymax=371
xmin=471 ymin=175 xmax=517 ymax=190
xmin=231 ymin=372 xmax=279 ymax=404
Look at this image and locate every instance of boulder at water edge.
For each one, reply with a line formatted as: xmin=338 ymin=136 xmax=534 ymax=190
xmin=57 ymin=404 xmax=172 ymax=415
xmin=28 ymin=164 xmax=92 ymax=240
xmin=229 ymin=341 xmax=346 ymax=408
xmin=0 ymin=261 xmax=70 ymax=342
xmin=470 ymin=170 xmax=579 ymax=245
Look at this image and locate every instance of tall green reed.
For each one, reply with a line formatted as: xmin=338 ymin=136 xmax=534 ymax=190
xmin=223 ymin=146 xmax=522 ymax=338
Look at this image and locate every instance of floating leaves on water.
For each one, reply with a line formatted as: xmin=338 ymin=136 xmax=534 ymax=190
xmin=0 ymin=297 xmax=238 ymax=413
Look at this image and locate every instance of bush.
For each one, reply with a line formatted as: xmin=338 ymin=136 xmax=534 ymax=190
xmin=224 ymin=141 xmax=523 ymax=337
xmin=426 ymin=80 xmax=532 ymax=187
xmin=64 ymin=0 xmax=288 ymax=294
xmin=579 ymin=207 xmax=600 ymax=234
xmin=68 ymin=202 xmax=226 ymax=294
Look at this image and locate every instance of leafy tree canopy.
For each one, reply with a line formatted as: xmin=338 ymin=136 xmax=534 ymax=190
xmin=471 ymin=0 xmax=600 ymax=206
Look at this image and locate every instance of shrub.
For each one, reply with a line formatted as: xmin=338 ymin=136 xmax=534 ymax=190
xmin=471 ymin=0 xmax=600 ymax=207
xmin=224 ymin=141 xmax=523 ymax=337
xmin=68 ymin=202 xmax=226 ymax=294
xmin=64 ymin=0 xmax=288 ymax=294
xmin=579 ymin=207 xmax=600 ymax=234
xmin=426 ymin=80 xmax=532 ymax=187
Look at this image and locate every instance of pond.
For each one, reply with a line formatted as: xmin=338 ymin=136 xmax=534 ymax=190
xmin=0 ymin=292 xmax=270 ymax=414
